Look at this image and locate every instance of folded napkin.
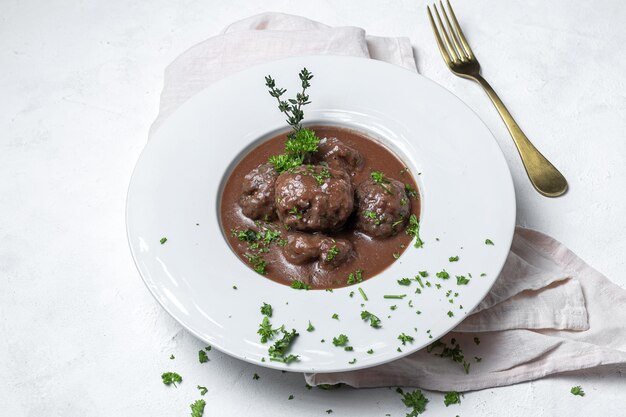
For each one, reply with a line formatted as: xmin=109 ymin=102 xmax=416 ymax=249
xmin=150 ymin=12 xmax=626 ymax=391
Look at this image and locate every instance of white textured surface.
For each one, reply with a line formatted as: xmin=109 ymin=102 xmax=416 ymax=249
xmin=1 ymin=0 xmax=624 ymax=416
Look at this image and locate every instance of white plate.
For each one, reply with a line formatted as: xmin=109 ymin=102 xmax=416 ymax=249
xmin=126 ymin=55 xmax=515 ymax=373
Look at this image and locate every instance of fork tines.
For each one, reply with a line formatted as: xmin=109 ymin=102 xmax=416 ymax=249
xmin=427 ymin=1 xmax=475 ymax=64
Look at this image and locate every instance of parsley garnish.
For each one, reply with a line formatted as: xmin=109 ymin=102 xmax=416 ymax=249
xmin=198 ymin=350 xmax=209 ymax=364
xmin=449 ymin=256 xmax=459 ymax=262
xmin=253 ymin=373 xmax=260 ymax=380
xmin=485 ymin=239 xmax=494 ymax=245
xmin=456 ymin=275 xmax=470 ymax=285
xmin=361 ymin=310 xmax=382 ymax=328
xmin=244 ymin=253 xmax=266 ymax=274
xmin=436 ymin=270 xmax=450 ymax=279
xmin=268 ymin=328 xmax=299 ymax=363
xmin=405 ymin=183 xmax=418 ymax=198
xmin=419 ymin=271 xmax=428 ymax=277
xmin=169 ymin=354 xmax=175 ymax=360
xmin=444 ymin=391 xmax=462 ymax=406
xmin=332 ymin=334 xmax=349 ymax=347
xmin=325 ymin=245 xmax=340 ymax=261
xmin=197 ymin=385 xmax=208 ymax=395
xmin=371 ymin=171 xmax=393 ymax=194
xmin=571 ymin=386 xmax=585 ymax=396
xmin=290 ymin=280 xmax=310 ymax=290
xmin=428 ymin=339 xmax=471 ymax=374
xmin=347 ymin=269 xmax=364 ymax=285
xmin=398 ymin=333 xmax=415 ymax=345
xmin=406 ymin=214 xmax=423 ymax=248
xmin=161 ymin=372 xmax=182 ymax=387
xmin=348 ymin=358 xmax=357 ymax=364
xmin=397 ymin=278 xmax=412 ymax=286
xmin=260 ymin=302 xmax=273 ymax=317
xmin=312 ymin=167 xmax=332 ymax=185
xmin=288 ymin=394 xmax=294 ymax=400
xmin=159 ymin=237 xmax=167 ymax=245
xmin=307 ymin=321 xmax=315 ymax=332
xmin=258 ymin=316 xmax=279 ymax=343
xmin=190 ymin=399 xmax=206 ymax=417
xmin=384 ymin=294 xmax=406 ymax=299
xmin=447 ymin=310 xmax=454 ymax=317
xmin=397 ymin=387 xmax=429 ymax=416
xmin=367 ymin=349 xmax=374 ymax=354
xmin=331 ymin=313 xmax=339 ymax=320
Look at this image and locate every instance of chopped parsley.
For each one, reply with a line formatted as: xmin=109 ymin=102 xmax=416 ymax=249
xmin=160 ymin=237 xmax=167 ymax=245
xmin=325 ymin=245 xmax=340 ymax=261
xmin=190 ymin=399 xmax=206 ymax=417
xmin=397 ymin=278 xmax=412 ymax=286
xmin=397 ymin=387 xmax=429 ymax=416
xmin=198 ymin=350 xmax=209 ymax=364
xmin=367 ymin=349 xmax=374 ymax=354
xmin=447 ymin=311 xmax=454 ymax=317
xmin=244 ymin=253 xmax=266 ymax=274
xmin=361 ymin=310 xmax=382 ymax=328
xmin=427 ymin=339 xmax=471 ymax=374
xmin=332 ymin=334 xmax=349 ymax=346
xmin=268 ymin=328 xmax=299 ymax=363
xmin=444 ymin=391 xmax=463 ymax=406
xmin=258 ymin=316 xmax=279 ymax=343
xmin=485 ymin=239 xmax=494 ymax=245
xmin=260 ymin=302 xmax=273 ymax=317
xmin=253 ymin=373 xmax=260 ymax=380
xmin=161 ymin=372 xmax=182 ymax=387
xmin=449 ymin=256 xmax=459 ymax=262
xmin=169 ymin=354 xmax=175 ymax=360
xmin=404 ymin=183 xmax=418 ymax=198
xmin=348 ymin=358 xmax=357 ymax=364
xmin=363 ymin=210 xmax=378 ymax=220
xmin=436 ymin=270 xmax=450 ymax=279
xmin=347 ymin=269 xmax=364 ymax=285
xmin=398 ymin=333 xmax=415 ymax=345
xmin=571 ymin=385 xmax=585 ymax=396
xmin=326 ymin=410 xmax=333 ymax=414
xmin=290 ymin=280 xmax=310 ymax=290
xmin=331 ymin=313 xmax=339 ymax=320
xmin=456 ymin=275 xmax=470 ymax=285
xmin=371 ymin=171 xmax=393 ymax=194
xmin=288 ymin=394 xmax=294 ymax=400
xmin=306 ymin=321 xmax=315 ymax=332
xmin=197 ymin=385 xmax=208 ymax=395
xmin=406 ymin=214 xmax=423 ymax=248
xmin=418 ymin=270 xmax=428 ymax=277
xmin=312 ymin=167 xmax=332 ymax=185
xmin=344 ymin=346 xmax=354 ymax=351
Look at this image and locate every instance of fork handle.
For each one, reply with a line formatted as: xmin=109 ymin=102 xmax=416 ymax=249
xmin=473 ymin=74 xmax=568 ymax=197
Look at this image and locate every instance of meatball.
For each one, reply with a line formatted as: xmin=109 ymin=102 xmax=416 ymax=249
xmin=355 ymin=174 xmax=411 ymax=238
xmin=282 ymin=232 xmax=354 ymax=269
xmin=275 ymin=165 xmax=354 ymax=232
xmin=238 ymin=163 xmax=278 ymax=221
xmin=314 ymin=137 xmax=363 ymax=174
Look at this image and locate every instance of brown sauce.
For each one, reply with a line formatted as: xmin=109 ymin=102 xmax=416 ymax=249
xmin=219 ymin=126 xmax=420 ymax=289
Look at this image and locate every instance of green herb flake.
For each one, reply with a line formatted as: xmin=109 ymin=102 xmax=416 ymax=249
xmin=169 ymin=354 xmax=175 ymax=360
xmin=444 ymin=391 xmax=463 ymax=406
xmin=306 ymin=321 xmax=315 ymax=332
xmin=485 ymin=239 xmax=494 ymax=245
xmin=325 ymin=245 xmax=340 ymax=261
xmin=447 ymin=311 xmax=454 ymax=317
xmin=348 ymin=358 xmax=357 ymax=364
xmin=473 ymin=337 xmax=480 ymax=345
xmin=260 ymin=302 xmax=273 ymax=317
xmin=406 ymin=214 xmax=424 ymax=248
xmin=161 ymin=372 xmax=182 ymax=387
xmin=367 ymin=349 xmax=374 ymax=354
xmin=361 ymin=310 xmax=382 ymax=328
xmin=198 ymin=350 xmax=209 ymax=364
xmin=332 ymin=334 xmax=349 ymax=347
xmin=159 ymin=237 xmax=167 ymax=245
xmin=197 ymin=385 xmax=208 ymax=395
xmin=331 ymin=313 xmax=339 ymax=320
xmin=436 ymin=270 xmax=450 ymax=279
xmin=397 ymin=278 xmax=412 ymax=286
xmin=190 ymin=399 xmax=206 ymax=417
xmin=398 ymin=333 xmax=415 ymax=345
xmin=268 ymin=328 xmax=299 ymax=363
xmin=456 ymin=275 xmax=470 ymax=285
xmin=347 ymin=269 xmax=364 ymax=285
xmin=397 ymin=387 xmax=429 ymax=416
xmin=419 ymin=271 xmax=428 ymax=278
xmin=384 ymin=294 xmax=406 ymax=299
xmin=358 ymin=287 xmax=368 ymax=301
xmin=252 ymin=373 xmax=260 ymax=380
xmin=449 ymin=256 xmax=459 ymax=262
xmin=290 ymin=280 xmax=310 ymax=290
xmin=571 ymin=386 xmax=585 ymax=396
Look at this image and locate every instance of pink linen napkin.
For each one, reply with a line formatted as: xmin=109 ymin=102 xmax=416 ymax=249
xmin=149 ymin=12 xmax=626 ymax=391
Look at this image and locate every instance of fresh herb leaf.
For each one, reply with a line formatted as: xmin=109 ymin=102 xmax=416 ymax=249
xmin=332 ymin=334 xmax=349 ymax=347
xmin=444 ymin=391 xmax=462 ymax=406
xmin=347 ymin=269 xmax=364 ymax=285
xmin=257 ymin=316 xmax=279 ymax=343
xmin=456 ymin=275 xmax=470 ymax=285
xmin=268 ymin=328 xmax=299 ymax=363
xmin=397 ymin=278 xmax=412 ymax=286
xmin=447 ymin=310 xmax=454 ymax=317
xmin=260 ymin=302 xmax=273 ymax=317
xmin=571 ymin=386 xmax=585 ymax=396
xmin=397 ymin=387 xmax=429 ymax=416
xmin=160 ymin=237 xmax=167 ymax=245
xmin=367 ymin=349 xmax=374 ymax=354
xmin=405 ymin=183 xmax=418 ymax=198
xmin=307 ymin=321 xmax=315 ymax=332
xmin=169 ymin=354 xmax=175 ymax=360
xmin=331 ymin=313 xmax=339 ymax=320
xmin=161 ymin=372 xmax=182 ymax=387
xmin=312 ymin=167 xmax=332 ymax=185
xmin=253 ymin=373 xmax=260 ymax=380
xmin=325 ymin=245 xmax=340 ymax=261
xmin=291 ymin=280 xmax=310 ymax=290
xmin=190 ymin=399 xmax=206 ymax=417
xmin=348 ymin=358 xmax=357 ymax=364
xmin=419 ymin=271 xmax=428 ymax=277
xmin=485 ymin=239 xmax=494 ymax=245
xmin=288 ymin=394 xmax=294 ymax=400
xmin=406 ymin=214 xmax=423 ymax=248
xmin=449 ymin=256 xmax=459 ymax=262
xmin=244 ymin=253 xmax=266 ymax=274
xmin=198 ymin=350 xmax=209 ymax=364
xmin=197 ymin=385 xmax=208 ymax=395
xmin=436 ymin=270 xmax=450 ymax=279
xmin=398 ymin=333 xmax=415 ymax=345
xmin=361 ymin=310 xmax=382 ymax=328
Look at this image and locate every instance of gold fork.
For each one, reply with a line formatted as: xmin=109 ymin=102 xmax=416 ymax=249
xmin=427 ymin=1 xmax=568 ymax=197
